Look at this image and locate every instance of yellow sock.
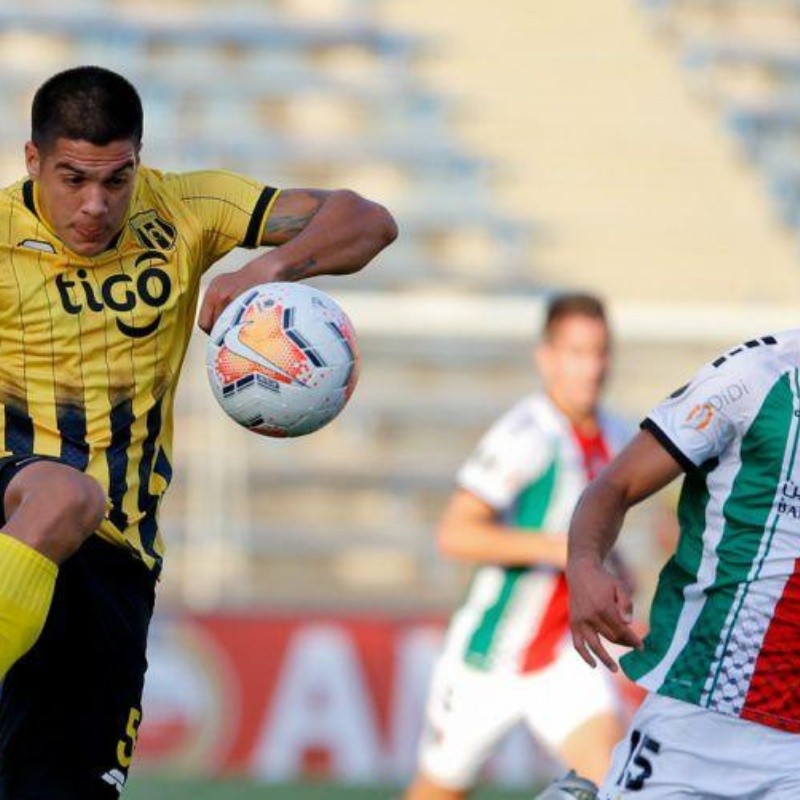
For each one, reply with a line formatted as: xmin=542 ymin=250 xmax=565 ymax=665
xmin=0 ymin=534 xmax=57 ymax=679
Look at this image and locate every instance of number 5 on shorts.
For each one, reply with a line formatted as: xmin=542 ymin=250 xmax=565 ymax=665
xmin=116 ymin=707 xmax=142 ymax=768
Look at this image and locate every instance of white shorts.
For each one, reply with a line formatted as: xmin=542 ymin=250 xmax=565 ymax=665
xmin=599 ymin=693 xmax=800 ymax=799
xmin=418 ymin=640 xmax=620 ymax=789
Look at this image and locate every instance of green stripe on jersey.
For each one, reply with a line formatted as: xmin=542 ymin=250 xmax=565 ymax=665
xmin=463 ymin=458 xmax=557 ymax=669
xmin=622 ymin=459 xmax=716 ymax=681
xmin=625 ymin=373 xmax=796 ymax=702
xmin=514 ymin=459 xmax=558 ymax=528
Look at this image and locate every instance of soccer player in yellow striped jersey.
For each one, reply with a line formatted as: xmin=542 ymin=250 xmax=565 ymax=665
xmin=0 ymin=65 xmax=396 ymax=799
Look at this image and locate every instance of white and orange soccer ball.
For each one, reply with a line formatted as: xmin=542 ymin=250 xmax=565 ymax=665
xmin=205 ymin=282 xmax=360 ymax=437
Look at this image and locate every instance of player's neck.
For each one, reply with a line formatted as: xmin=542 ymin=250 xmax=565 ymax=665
xmin=547 ymin=392 xmax=599 ymax=435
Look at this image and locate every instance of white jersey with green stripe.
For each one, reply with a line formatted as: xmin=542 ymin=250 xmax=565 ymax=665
xmin=622 ymin=331 xmax=800 ymax=733
xmin=440 ymin=393 xmax=630 ymax=674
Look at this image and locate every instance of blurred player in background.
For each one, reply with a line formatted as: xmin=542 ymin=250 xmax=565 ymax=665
xmin=561 ymin=330 xmax=800 ymax=798
xmin=404 ymin=293 xmax=631 ymax=800
xmin=0 ymin=65 xmax=396 ymax=799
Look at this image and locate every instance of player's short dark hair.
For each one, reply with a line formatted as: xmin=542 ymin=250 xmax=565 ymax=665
xmin=31 ymin=66 xmax=143 ymax=151
xmin=542 ymin=292 xmax=607 ymax=340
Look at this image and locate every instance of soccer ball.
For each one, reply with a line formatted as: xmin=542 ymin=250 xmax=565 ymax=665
xmin=205 ymin=282 xmax=360 ymax=437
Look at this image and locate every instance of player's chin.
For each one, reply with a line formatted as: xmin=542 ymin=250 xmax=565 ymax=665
xmin=70 ymin=235 xmax=111 ymax=257
xmin=579 ymin=388 xmax=603 ymax=411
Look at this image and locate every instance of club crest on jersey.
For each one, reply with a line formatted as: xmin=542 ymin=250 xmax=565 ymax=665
xmin=129 ymin=210 xmax=176 ymax=250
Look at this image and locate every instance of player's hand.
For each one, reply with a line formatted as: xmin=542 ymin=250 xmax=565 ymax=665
xmin=198 ymin=270 xmax=253 ymax=334
xmin=567 ymin=556 xmax=643 ymax=671
xmin=198 ymin=254 xmax=288 ymax=334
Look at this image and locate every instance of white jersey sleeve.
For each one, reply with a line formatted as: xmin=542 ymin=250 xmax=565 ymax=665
xmin=643 ymin=341 xmax=767 ymax=470
xmin=457 ymin=398 xmax=554 ymax=510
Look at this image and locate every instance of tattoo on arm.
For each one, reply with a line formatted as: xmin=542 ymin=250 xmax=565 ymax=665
xmin=264 ymin=189 xmax=326 ymax=241
xmin=265 ymin=212 xmax=314 ymax=239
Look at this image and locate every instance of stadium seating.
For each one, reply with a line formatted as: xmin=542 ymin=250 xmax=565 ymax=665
xmin=644 ymin=0 xmax=800 ymax=240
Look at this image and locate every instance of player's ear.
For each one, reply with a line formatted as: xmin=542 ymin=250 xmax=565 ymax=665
xmin=24 ymin=141 xmax=41 ymax=180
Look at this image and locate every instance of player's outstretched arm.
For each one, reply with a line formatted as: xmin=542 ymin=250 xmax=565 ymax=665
xmin=259 ymin=188 xmax=398 ymax=265
xmin=567 ymin=430 xmax=682 ymax=671
xmin=198 ymin=189 xmax=397 ymax=332
xmin=437 ymin=489 xmax=568 ymax=568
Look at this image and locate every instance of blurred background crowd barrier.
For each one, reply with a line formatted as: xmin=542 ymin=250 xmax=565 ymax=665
xmin=3 ymin=0 xmax=800 ymax=792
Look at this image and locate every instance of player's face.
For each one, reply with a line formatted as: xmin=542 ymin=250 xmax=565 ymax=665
xmin=25 ymin=137 xmax=139 ymax=257
xmin=537 ymin=315 xmax=610 ymax=419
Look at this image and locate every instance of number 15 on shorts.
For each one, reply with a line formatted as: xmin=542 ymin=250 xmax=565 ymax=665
xmin=616 ymin=728 xmax=661 ymax=792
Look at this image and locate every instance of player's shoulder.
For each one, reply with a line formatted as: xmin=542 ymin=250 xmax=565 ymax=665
xmin=0 ymin=179 xmax=46 ymax=243
xmin=489 ymin=393 xmax=551 ymax=437
xmin=651 ymin=330 xmax=799 ymax=429
xmin=131 ymin=165 xmax=246 ymax=232
xmin=695 ymin=330 xmax=799 ymax=388
xmin=477 ymin=394 xmax=559 ymax=456
xmin=0 ymin=178 xmax=29 ymax=213
xmin=460 ymin=394 xmax=555 ymax=492
xmin=154 ymin=167 xmax=263 ymax=197
xmin=1 ymin=178 xmax=25 ymax=201
xmin=131 ymin=165 xmax=170 ymax=205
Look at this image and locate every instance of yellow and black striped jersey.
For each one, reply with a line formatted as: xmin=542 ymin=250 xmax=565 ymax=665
xmin=0 ymin=166 xmax=279 ymax=570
